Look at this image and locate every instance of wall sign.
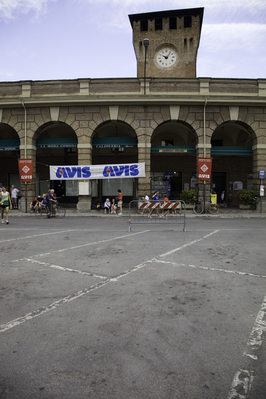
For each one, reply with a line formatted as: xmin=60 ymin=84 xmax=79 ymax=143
xmin=50 ymin=163 xmax=146 ymax=180
xmin=18 ymin=159 xmax=33 ymax=182
xmin=197 ymin=158 xmax=212 ymax=181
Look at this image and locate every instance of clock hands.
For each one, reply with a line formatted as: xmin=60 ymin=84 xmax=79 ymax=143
xmin=160 ymin=51 xmax=171 ymax=60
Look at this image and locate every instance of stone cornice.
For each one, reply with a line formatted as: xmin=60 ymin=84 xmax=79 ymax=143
xmin=0 ymin=95 xmax=265 ymax=108
xmin=0 ymin=77 xmax=266 ymax=108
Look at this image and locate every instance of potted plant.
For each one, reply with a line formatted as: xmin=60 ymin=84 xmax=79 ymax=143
xmin=238 ymin=190 xmax=256 ymax=209
xmin=180 ymin=190 xmax=197 ymax=209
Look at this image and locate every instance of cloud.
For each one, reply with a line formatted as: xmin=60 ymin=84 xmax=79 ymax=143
xmin=201 ymin=23 xmax=266 ymax=53
xmin=0 ymin=0 xmax=55 ymax=22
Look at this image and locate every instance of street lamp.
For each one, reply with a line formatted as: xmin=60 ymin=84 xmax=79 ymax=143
xmin=143 ymin=38 xmax=149 ymax=95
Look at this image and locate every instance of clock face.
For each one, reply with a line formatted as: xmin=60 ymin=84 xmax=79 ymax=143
xmin=156 ymin=48 xmax=177 ymax=68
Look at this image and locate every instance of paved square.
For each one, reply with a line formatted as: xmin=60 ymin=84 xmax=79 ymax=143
xmin=1 ymin=216 xmax=266 ymax=398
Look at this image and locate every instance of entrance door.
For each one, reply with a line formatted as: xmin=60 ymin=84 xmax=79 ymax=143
xmin=212 ymin=172 xmax=226 ymax=203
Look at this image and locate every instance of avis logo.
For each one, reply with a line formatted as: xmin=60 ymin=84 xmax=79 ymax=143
xmin=56 ymin=167 xmax=91 ymax=179
xmin=103 ymin=164 xmax=139 ymax=177
xmin=200 ymin=164 xmax=208 ymax=173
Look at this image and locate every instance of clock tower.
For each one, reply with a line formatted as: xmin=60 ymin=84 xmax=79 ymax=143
xmin=129 ymin=8 xmax=204 ymax=78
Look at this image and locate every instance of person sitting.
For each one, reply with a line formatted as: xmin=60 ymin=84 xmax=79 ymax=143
xmin=103 ymin=198 xmax=111 ymax=214
xmin=111 ymin=198 xmax=117 ymax=214
xmin=39 ymin=194 xmax=47 ymax=210
xmin=30 ymin=197 xmax=39 ymax=211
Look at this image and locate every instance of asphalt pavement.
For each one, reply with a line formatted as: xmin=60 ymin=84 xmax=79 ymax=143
xmin=0 ymin=214 xmax=266 ymax=399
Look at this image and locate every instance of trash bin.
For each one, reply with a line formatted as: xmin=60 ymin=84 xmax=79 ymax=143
xmin=210 ymin=194 xmax=217 ymax=204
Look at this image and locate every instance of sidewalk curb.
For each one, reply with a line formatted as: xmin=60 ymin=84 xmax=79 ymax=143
xmin=9 ymin=210 xmax=266 ymax=218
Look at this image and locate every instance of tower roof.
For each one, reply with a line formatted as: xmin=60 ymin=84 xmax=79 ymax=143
xmin=129 ymin=7 xmax=204 ymax=32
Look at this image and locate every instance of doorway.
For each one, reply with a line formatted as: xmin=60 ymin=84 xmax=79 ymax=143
xmin=212 ymin=172 xmax=226 ymax=204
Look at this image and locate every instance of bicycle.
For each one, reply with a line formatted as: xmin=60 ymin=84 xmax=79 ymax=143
xmin=35 ymin=202 xmax=66 ymax=218
xmin=193 ymin=199 xmax=219 ymax=215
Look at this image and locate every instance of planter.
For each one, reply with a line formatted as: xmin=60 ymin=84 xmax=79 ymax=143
xmin=239 ymin=204 xmax=251 ymax=210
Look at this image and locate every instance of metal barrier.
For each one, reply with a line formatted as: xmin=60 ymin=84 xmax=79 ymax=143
xmin=128 ymin=200 xmax=186 ymax=232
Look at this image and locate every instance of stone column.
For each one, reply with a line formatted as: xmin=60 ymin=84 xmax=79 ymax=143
xmin=77 ymin=143 xmax=92 ymax=212
xmin=19 ymin=140 xmax=37 ymax=213
xmin=137 ymin=127 xmax=152 ymax=199
xmin=253 ymin=143 xmax=266 ymax=212
xmin=196 ymin=137 xmax=212 ymax=201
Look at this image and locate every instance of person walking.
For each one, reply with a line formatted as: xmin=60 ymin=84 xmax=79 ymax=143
xmin=140 ymin=194 xmax=149 ymax=214
xmin=11 ymin=185 xmax=19 ymax=209
xmin=117 ymin=189 xmax=123 ymax=215
xmin=162 ymin=194 xmax=169 ymax=218
xmin=149 ymin=191 xmax=160 ymax=218
xmin=1 ymin=186 xmax=12 ymax=224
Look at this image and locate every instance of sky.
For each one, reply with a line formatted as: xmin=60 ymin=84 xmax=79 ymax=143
xmin=0 ymin=0 xmax=266 ymax=82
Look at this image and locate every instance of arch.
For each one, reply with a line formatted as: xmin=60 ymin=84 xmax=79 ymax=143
xmin=211 ymin=121 xmax=255 ymax=206
xmin=92 ymin=120 xmax=138 ymax=159
xmin=151 ymin=120 xmax=197 ymax=147
xmin=211 ymin=121 xmax=255 ymax=151
xmin=35 ymin=121 xmax=78 ymax=201
xmin=91 ymin=120 xmax=138 ymax=203
xmin=0 ymin=123 xmax=20 ymax=188
xmin=150 ymin=120 xmax=198 ymax=199
xmin=0 ymin=122 xmax=20 ymax=149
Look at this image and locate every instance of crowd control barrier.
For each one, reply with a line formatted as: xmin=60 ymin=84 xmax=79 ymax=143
xmin=128 ymin=200 xmax=186 ymax=232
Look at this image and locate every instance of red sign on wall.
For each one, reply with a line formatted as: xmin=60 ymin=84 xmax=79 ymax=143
xmin=18 ymin=159 xmax=33 ymax=182
xmin=197 ymin=158 xmax=212 ymax=181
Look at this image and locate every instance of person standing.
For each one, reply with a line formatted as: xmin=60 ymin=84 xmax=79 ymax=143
xmin=1 ymin=186 xmax=12 ymax=224
xmin=51 ymin=189 xmax=57 ymax=217
xmin=46 ymin=189 xmax=56 ymax=218
xmin=221 ymin=191 xmax=226 ymax=207
xmin=117 ymin=189 xmax=123 ymax=215
xmin=11 ymin=185 xmax=19 ymax=209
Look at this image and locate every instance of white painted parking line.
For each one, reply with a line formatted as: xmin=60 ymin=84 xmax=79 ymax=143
xmin=159 ymin=230 xmax=220 ymax=257
xmin=11 ymin=230 xmax=151 ymax=263
xmin=155 ymin=260 xmax=266 ymax=279
xmin=0 ymin=279 xmax=111 ymax=333
xmin=26 ymin=258 xmax=108 ymax=279
xmin=0 ymin=229 xmax=76 ymax=243
xmin=1 ymin=231 xmax=216 ymax=333
xmin=2 ymin=226 xmax=266 ymax=399
xmin=228 ymin=294 xmax=266 ymax=399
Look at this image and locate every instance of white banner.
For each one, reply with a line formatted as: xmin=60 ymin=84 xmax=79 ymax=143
xmin=49 ymin=163 xmax=146 ymax=180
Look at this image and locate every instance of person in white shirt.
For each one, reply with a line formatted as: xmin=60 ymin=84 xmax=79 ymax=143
xmin=11 ymin=185 xmax=19 ymax=209
xmin=103 ymin=198 xmax=111 ymax=214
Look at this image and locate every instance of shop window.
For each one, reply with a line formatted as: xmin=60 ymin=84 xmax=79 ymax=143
xmin=102 ymin=178 xmax=133 ymax=196
xmin=151 ymin=172 xmax=182 ymax=199
xmin=65 ymin=180 xmax=78 ymax=196
xmin=155 ymin=18 xmax=162 ymax=30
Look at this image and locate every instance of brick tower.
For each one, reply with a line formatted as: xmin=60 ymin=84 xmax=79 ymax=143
xmin=129 ymin=8 xmax=204 ymax=78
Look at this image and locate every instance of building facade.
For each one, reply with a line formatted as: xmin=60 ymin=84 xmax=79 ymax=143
xmin=0 ymin=8 xmax=266 ymax=212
